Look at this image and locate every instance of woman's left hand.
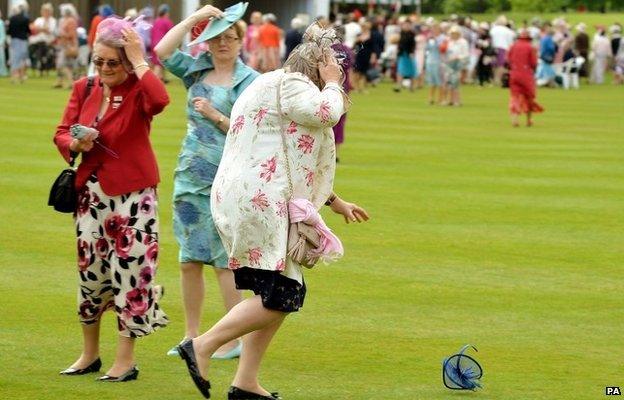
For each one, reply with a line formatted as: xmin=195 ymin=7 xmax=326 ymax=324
xmin=192 ymin=97 xmax=219 ymax=120
xmin=330 ymin=197 xmax=370 ymax=224
xmin=121 ymin=28 xmax=145 ymax=67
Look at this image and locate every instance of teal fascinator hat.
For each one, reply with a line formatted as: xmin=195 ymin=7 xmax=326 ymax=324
xmin=442 ymin=344 xmax=483 ymax=391
xmin=188 ymin=2 xmax=248 ymax=47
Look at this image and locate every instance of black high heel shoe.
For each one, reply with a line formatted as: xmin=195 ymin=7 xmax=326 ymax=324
xmin=59 ymin=358 xmax=102 ymax=375
xmin=98 ymin=365 xmax=139 ymax=382
xmin=178 ymin=339 xmax=211 ymax=399
xmin=228 ymin=386 xmax=282 ymax=400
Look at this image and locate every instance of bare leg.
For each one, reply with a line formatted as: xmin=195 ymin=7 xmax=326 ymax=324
xmin=526 ymin=111 xmax=533 ymax=126
xmin=106 ymin=335 xmax=135 ymax=376
xmin=181 ymin=261 xmax=205 ymax=339
xmin=231 ymin=318 xmax=285 ymax=396
xmin=67 ymin=321 xmax=101 ymax=368
xmin=511 ymin=113 xmax=519 ymax=127
xmin=193 ymin=295 xmax=286 ymax=380
xmin=394 ymin=73 xmax=403 ymax=91
xmin=212 ymin=267 xmax=243 ymax=354
xmin=63 ymin=66 xmax=73 ymax=88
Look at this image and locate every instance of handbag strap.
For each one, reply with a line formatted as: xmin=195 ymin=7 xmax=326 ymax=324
xmin=275 ymin=74 xmax=294 ymax=199
xmin=68 ymin=76 xmax=96 ymax=167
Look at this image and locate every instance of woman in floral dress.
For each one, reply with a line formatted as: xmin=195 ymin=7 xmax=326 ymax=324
xmin=54 ymin=17 xmax=169 ymax=381
xmin=175 ymin=23 xmax=369 ymax=400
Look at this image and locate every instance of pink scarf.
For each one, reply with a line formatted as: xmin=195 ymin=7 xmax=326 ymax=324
xmin=288 ymin=199 xmax=344 ymax=263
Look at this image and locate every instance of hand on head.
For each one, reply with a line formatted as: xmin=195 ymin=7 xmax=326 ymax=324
xmin=120 ymin=28 xmax=144 ymax=66
xmin=193 ymin=5 xmax=224 ymax=21
xmin=319 ymin=54 xmax=342 ymax=85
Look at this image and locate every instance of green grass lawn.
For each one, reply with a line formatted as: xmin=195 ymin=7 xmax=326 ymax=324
xmin=0 ymin=70 xmax=622 ymax=400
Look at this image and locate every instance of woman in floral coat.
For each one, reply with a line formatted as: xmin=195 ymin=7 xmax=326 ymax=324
xmin=175 ymin=23 xmax=369 ymax=400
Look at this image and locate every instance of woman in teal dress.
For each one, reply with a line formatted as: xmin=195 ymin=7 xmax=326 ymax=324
xmin=154 ymin=3 xmax=259 ymax=359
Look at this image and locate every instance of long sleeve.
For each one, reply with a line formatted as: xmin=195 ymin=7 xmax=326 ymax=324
xmin=137 ymin=70 xmax=170 ymax=116
xmin=162 ymin=49 xmax=196 ymax=81
xmin=279 ymin=73 xmax=345 ymax=129
xmin=54 ymin=82 xmax=83 ymax=163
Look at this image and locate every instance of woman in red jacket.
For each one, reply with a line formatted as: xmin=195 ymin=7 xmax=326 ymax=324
xmin=54 ymin=17 xmax=169 ymax=382
xmin=507 ymin=30 xmax=544 ymax=127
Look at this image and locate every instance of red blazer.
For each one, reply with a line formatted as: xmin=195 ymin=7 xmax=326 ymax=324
xmin=54 ymin=71 xmax=169 ymax=196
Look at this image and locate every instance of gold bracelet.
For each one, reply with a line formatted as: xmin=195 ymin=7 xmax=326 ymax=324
xmin=133 ymin=62 xmax=149 ymax=71
xmin=217 ymin=115 xmax=225 ymax=126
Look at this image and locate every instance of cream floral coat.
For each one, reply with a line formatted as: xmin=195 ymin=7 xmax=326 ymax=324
xmin=211 ymin=69 xmax=346 ymax=284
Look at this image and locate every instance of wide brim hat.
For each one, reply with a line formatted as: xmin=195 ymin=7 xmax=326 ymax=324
xmin=188 ymin=2 xmax=248 ymax=47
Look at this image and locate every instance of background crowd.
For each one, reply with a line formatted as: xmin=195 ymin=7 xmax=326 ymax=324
xmin=1 ymin=2 xmax=623 ymax=92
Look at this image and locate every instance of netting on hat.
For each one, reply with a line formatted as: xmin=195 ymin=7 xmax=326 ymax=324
xmin=284 ymin=22 xmax=343 ymax=90
xmin=442 ymin=345 xmax=483 ymax=391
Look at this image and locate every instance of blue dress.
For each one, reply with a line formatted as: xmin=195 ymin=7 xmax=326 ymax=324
xmin=425 ymin=37 xmax=442 ymax=86
xmin=163 ymin=50 xmax=258 ymax=267
xmin=536 ymin=35 xmax=557 ymax=83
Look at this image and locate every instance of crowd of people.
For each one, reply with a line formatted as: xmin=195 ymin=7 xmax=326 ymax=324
xmin=2 ymin=2 xmax=623 ymax=129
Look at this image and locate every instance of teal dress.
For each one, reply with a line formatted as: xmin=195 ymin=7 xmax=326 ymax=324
xmin=163 ymin=49 xmax=258 ymax=267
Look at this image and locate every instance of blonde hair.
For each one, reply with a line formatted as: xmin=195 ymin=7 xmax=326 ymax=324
xmin=284 ymin=22 xmax=339 ymax=89
xmin=283 ymin=22 xmax=350 ymax=108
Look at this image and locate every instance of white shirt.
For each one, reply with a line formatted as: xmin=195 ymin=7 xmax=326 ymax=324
xmin=29 ymin=16 xmax=57 ymax=45
xmin=489 ymin=24 xmax=516 ymax=50
xmin=344 ymin=22 xmax=362 ymax=49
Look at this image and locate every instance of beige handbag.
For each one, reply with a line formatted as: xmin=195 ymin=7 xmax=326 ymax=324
xmin=276 ymin=75 xmax=322 ymax=269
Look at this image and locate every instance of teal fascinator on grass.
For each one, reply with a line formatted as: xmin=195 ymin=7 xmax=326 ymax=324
xmin=442 ymin=344 xmax=483 ymax=391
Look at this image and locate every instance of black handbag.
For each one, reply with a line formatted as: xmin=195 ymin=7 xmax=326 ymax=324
xmin=48 ymin=157 xmax=78 ymax=213
xmin=48 ymin=76 xmax=95 ymax=213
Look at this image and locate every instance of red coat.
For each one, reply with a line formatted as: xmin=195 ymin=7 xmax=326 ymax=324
xmin=507 ymin=39 xmax=543 ymax=114
xmin=507 ymin=39 xmax=538 ymax=99
xmin=54 ymin=71 xmax=169 ymax=196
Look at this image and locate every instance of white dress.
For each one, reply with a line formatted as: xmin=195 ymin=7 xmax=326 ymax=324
xmin=211 ymin=69 xmax=345 ymax=284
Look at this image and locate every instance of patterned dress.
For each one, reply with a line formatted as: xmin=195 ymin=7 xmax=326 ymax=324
xmin=211 ymin=70 xmax=345 ymax=285
xmin=163 ymin=49 xmax=258 ymax=267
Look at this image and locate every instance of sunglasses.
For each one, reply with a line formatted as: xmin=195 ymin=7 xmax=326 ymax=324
xmin=208 ymin=35 xmax=240 ymax=44
xmin=93 ymin=57 xmax=123 ymax=68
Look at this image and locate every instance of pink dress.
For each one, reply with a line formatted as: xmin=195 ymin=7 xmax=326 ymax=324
xmin=150 ymin=16 xmax=174 ymax=66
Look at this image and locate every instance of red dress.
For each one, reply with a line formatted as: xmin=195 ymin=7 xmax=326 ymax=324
xmin=507 ymin=39 xmax=544 ymax=115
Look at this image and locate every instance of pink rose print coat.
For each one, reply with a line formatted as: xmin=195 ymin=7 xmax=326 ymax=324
xmin=211 ymin=70 xmax=345 ymax=284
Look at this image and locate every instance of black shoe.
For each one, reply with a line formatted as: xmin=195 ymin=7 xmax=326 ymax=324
xmin=59 ymin=358 xmax=102 ymax=375
xmin=98 ymin=365 xmax=139 ymax=382
xmin=228 ymin=386 xmax=282 ymax=399
xmin=178 ymin=339 xmax=211 ymax=399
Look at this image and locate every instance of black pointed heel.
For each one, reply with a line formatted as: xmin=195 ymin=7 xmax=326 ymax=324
xmin=228 ymin=386 xmax=282 ymax=400
xmin=59 ymin=358 xmax=102 ymax=375
xmin=178 ymin=339 xmax=211 ymax=399
xmin=98 ymin=365 xmax=139 ymax=382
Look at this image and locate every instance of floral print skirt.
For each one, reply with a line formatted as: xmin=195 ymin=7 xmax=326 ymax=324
xmin=75 ymin=175 xmax=169 ymax=338
xmin=233 ymin=267 xmax=306 ymax=313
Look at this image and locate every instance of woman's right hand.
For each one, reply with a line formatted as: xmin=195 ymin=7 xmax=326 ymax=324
xmin=319 ymin=55 xmax=342 ymax=85
xmin=69 ymin=131 xmax=98 ymax=153
xmin=191 ymin=5 xmax=224 ymax=22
